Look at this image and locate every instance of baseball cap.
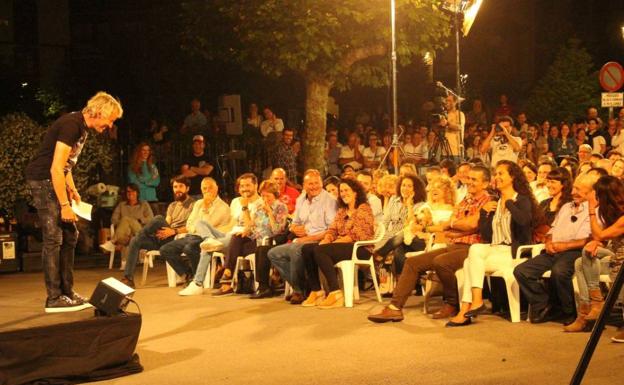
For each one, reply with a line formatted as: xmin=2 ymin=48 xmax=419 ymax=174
xmin=193 ymin=135 xmax=204 ymax=142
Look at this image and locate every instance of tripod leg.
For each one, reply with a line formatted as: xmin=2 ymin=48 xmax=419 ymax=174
xmin=570 ymin=263 xmax=624 ymax=385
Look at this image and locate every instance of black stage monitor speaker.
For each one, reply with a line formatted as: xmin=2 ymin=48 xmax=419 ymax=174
xmin=90 ymin=277 xmax=135 ymax=316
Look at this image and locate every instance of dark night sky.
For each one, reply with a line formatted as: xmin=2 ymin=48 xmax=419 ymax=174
xmin=1 ymin=0 xmax=623 ymax=132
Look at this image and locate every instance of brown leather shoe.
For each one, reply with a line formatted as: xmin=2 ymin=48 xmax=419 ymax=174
xmin=368 ymin=306 xmax=404 ymax=323
xmin=431 ymin=304 xmax=459 ymax=319
xmin=289 ymin=292 xmax=304 ymax=305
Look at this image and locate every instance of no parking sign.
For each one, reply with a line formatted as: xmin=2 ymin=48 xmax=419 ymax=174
xmin=599 ymin=62 xmax=624 ymax=92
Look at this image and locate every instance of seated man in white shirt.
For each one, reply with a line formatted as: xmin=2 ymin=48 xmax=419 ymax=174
xmin=403 ymin=131 xmax=428 ymax=165
xmin=362 ymin=132 xmax=386 ymax=171
xmin=530 ymin=161 xmax=554 ymax=203
xmin=339 ymin=133 xmax=365 ymax=171
xmin=514 ymin=173 xmax=599 ymax=325
xmin=356 ymin=170 xmax=383 ymax=222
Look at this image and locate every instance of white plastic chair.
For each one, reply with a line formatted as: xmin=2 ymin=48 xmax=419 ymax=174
xmin=207 ymin=251 xmax=225 ymax=289
xmin=458 ymin=243 xmax=544 ymax=323
xmin=335 ymin=223 xmax=386 ymax=308
xmin=141 ymin=233 xmax=188 ymax=287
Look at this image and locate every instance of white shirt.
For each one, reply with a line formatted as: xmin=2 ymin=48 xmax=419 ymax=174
xmin=367 ymin=193 xmax=383 ymax=223
xmin=362 ymin=146 xmax=386 ymax=167
xmin=455 ymin=184 xmax=468 ymax=205
xmin=490 ymin=135 xmax=522 ymax=167
xmin=229 ymin=195 xmax=262 ymax=233
xmin=611 ymin=131 xmax=624 ymax=154
xmin=403 ymin=142 xmax=428 ymax=161
xmin=339 ymin=145 xmax=365 ymax=170
xmin=260 ymin=118 xmax=284 ymax=137
xmin=591 ymin=134 xmax=606 ymax=154
xmin=548 ymin=201 xmax=591 ymax=243
xmin=445 ymin=110 xmax=465 ymax=156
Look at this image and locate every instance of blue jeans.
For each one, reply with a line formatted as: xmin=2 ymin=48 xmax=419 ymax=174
xmin=159 ymin=234 xmax=203 ymax=276
xmin=575 ymin=247 xmax=613 ymax=303
xmin=267 ymin=242 xmax=306 ymax=293
xmin=27 ymin=180 xmax=79 ymax=299
xmin=124 ymin=215 xmax=174 ymax=279
xmin=192 ymin=221 xmax=232 ymax=285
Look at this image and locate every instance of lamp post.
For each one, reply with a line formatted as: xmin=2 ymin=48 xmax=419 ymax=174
xmin=390 ymin=0 xmax=399 ymax=174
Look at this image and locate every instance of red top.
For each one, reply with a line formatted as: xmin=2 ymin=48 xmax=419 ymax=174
xmin=279 ymin=185 xmax=300 ymax=214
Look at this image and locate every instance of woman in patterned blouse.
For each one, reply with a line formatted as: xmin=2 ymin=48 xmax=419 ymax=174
xmin=301 ymin=178 xmax=375 ymax=308
xmin=215 ymin=180 xmax=288 ymax=296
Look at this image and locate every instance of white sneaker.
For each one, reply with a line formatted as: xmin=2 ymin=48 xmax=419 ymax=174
xmin=178 ymin=281 xmax=204 ymax=296
xmin=200 ymin=238 xmax=224 ymax=252
xmin=100 ymin=240 xmax=115 ymax=253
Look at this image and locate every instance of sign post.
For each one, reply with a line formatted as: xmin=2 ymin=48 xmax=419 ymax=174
xmin=599 ymin=62 xmax=624 ymax=119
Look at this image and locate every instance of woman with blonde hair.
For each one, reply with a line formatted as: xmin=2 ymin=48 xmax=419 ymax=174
xmin=404 ymin=176 xmax=456 ymax=244
xmin=377 ymin=174 xmax=399 ymax=208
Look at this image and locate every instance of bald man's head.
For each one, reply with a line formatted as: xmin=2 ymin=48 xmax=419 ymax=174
xmin=572 ymin=174 xmax=596 ymax=204
xmin=271 ymin=168 xmax=287 ymax=190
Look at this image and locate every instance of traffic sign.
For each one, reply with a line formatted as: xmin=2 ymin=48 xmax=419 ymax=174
xmin=602 ymin=92 xmax=624 ymax=108
xmin=599 ymin=62 xmax=624 ymax=92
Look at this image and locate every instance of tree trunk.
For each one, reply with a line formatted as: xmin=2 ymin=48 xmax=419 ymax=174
xmin=303 ymin=77 xmax=333 ymax=175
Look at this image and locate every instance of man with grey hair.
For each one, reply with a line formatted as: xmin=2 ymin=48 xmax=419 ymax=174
xmin=163 ymin=177 xmax=231 ymax=296
xmin=514 ymin=173 xmax=599 ymax=325
xmin=577 ymin=144 xmax=593 ymax=163
xmin=267 ymin=169 xmax=337 ymax=304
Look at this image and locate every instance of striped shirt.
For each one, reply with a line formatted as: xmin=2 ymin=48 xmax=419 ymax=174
xmin=491 ymin=193 xmax=517 ymax=245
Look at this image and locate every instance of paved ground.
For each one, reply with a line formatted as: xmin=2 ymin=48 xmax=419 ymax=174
xmin=1 ymin=264 xmax=622 ymax=385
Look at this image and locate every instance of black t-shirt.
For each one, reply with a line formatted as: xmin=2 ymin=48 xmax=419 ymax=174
xmin=182 ymin=152 xmax=212 ymax=194
xmin=25 ymin=112 xmax=88 ymax=180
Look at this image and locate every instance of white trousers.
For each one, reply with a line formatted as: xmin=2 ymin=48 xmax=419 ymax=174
xmin=461 ymin=244 xmax=512 ymax=303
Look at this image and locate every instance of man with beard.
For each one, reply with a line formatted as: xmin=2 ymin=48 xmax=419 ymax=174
xmin=25 ymin=91 xmax=123 ymax=312
xmin=211 ymin=173 xmax=262 ymax=295
xmin=120 ymin=176 xmax=195 ymax=288
xmin=161 ymin=177 xmax=231 ymax=295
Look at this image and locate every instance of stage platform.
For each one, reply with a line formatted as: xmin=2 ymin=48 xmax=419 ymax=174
xmin=0 ymin=263 xmax=621 ymax=385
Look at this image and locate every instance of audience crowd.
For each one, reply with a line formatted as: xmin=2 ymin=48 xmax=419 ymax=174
xmin=103 ymin=96 xmax=624 ymax=342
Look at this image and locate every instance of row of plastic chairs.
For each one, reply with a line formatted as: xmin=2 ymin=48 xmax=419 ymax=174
xmin=105 ymin=223 xmax=389 ymax=308
xmin=418 ymin=242 xmax=613 ymax=323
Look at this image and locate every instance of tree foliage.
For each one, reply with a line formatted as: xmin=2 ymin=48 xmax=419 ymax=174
xmin=181 ymin=0 xmax=451 ymax=172
xmin=181 ymin=0 xmax=449 ymax=90
xmin=0 ymin=113 xmax=45 ymax=216
xmin=525 ymin=39 xmax=599 ymax=123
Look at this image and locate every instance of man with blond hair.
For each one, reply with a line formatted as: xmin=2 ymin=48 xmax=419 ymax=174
xmin=26 ymin=91 xmax=123 ymax=313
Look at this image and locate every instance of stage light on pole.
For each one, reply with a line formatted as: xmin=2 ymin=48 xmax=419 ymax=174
xmin=462 ymin=0 xmax=483 ymax=36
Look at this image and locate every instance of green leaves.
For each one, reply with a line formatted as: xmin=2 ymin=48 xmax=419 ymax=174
xmin=525 ymin=39 xmax=600 ymax=123
xmin=181 ymin=0 xmax=449 ymax=86
xmin=0 ymin=113 xmax=45 ymax=216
